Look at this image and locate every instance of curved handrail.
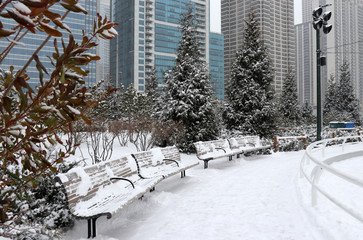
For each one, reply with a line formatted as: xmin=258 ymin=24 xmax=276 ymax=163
xmin=300 ymin=135 xmax=363 ymax=222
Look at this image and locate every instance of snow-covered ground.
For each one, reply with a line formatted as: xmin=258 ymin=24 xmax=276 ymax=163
xmin=63 ymin=144 xmax=363 ymax=240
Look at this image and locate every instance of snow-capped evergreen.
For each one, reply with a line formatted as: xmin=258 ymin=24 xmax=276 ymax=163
xmin=301 ymin=101 xmax=315 ymax=125
xmin=145 ymin=67 xmax=160 ymax=100
xmin=323 ymin=61 xmax=360 ymax=124
xmin=278 ymin=68 xmax=302 ymax=126
xmin=157 ymin=8 xmax=219 ymax=152
xmin=323 ymin=74 xmax=339 ymax=124
xmin=336 ymin=61 xmax=360 ymax=124
xmin=224 ymin=12 xmax=276 ymax=138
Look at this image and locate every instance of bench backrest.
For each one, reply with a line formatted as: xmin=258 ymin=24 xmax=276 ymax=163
xmin=103 ymin=155 xmax=138 ymax=179
xmin=193 ymin=139 xmax=230 ymax=156
xmin=229 ymin=136 xmax=260 ymax=149
xmin=56 ymin=156 xmax=138 ymax=210
xmin=132 ymin=146 xmax=181 ymax=176
xmin=160 ymin=145 xmax=181 ymax=162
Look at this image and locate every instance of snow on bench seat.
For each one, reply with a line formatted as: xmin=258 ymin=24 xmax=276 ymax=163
xmin=194 ymin=137 xmax=271 ymax=168
xmin=131 ymin=145 xmax=199 ymax=179
xmin=193 ymin=139 xmax=241 ymax=168
xmin=56 ymin=156 xmax=162 ymax=238
xmin=228 ymin=136 xmax=271 ymax=155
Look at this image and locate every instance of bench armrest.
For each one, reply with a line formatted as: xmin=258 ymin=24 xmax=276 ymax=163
xmin=163 ymin=158 xmax=179 ymax=167
xmin=110 ymin=177 xmax=135 ymax=189
xmin=215 ymin=147 xmax=226 ymax=153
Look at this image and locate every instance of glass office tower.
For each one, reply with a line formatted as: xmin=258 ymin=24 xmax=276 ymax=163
xmin=97 ymin=0 xmax=111 ymax=85
xmin=110 ymin=0 xmax=221 ymax=95
xmin=209 ymin=32 xmax=224 ymax=100
xmin=0 ymin=0 xmax=98 ymax=88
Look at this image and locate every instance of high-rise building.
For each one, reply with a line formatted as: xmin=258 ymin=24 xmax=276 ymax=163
xmin=300 ymin=0 xmax=363 ymax=110
xmin=0 ymin=0 xmax=98 ymax=88
xmin=221 ymin=0 xmax=295 ymax=94
xmin=209 ymin=32 xmax=224 ymax=100
xmin=295 ymin=22 xmax=314 ymax=105
xmin=97 ymin=0 xmax=111 ymax=85
xmin=110 ymin=0 xmax=224 ymax=99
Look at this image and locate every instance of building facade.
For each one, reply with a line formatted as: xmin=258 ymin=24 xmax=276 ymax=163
xmin=209 ymin=32 xmax=224 ymax=100
xmin=110 ymin=0 xmax=224 ymax=99
xmin=0 ymin=0 xmax=98 ymax=88
xmin=300 ymin=0 xmax=363 ymax=110
xmin=97 ymin=0 xmax=111 ymax=85
xmin=221 ymin=0 xmax=295 ymax=94
xmin=295 ymin=22 xmax=314 ymax=105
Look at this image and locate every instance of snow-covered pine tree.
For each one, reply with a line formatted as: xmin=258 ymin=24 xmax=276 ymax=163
xmin=145 ymin=67 xmax=160 ymax=113
xmin=336 ymin=61 xmax=360 ymax=124
xmin=278 ymin=68 xmax=302 ymax=127
xmin=121 ymin=84 xmax=151 ymax=122
xmin=157 ymin=8 xmax=219 ymax=152
xmin=323 ymin=74 xmax=339 ymax=124
xmin=224 ymin=11 xmax=276 ymax=138
xmin=301 ymin=101 xmax=315 ymax=125
xmin=145 ymin=67 xmax=159 ymax=99
xmin=323 ymin=62 xmax=360 ymax=124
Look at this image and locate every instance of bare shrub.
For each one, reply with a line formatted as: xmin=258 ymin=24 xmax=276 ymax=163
xmin=85 ymin=121 xmax=115 ymax=164
xmin=108 ymin=120 xmax=129 ymax=147
xmin=152 ymin=120 xmax=186 ymax=148
xmin=128 ymin=116 xmax=154 ymax=151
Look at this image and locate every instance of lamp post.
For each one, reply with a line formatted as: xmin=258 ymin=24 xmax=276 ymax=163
xmin=312 ymin=4 xmax=332 ymax=141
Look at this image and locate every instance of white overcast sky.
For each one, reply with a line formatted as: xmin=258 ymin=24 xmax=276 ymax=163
xmin=210 ymin=0 xmax=303 ymax=33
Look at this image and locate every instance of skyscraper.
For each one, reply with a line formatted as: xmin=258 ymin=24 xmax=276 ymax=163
xmin=209 ymin=32 xmax=224 ymax=100
xmin=221 ymin=0 xmax=295 ymax=93
xmin=110 ymin=0 xmax=224 ymax=99
xmin=97 ymin=0 xmax=111 ymax=85
xmin=0 ymin=0 xmax=98 ymax=88
xmin=300 ymin=0 xmax=363 ymax=110
xmin=295 ymin=22 xmax=314 ymax=105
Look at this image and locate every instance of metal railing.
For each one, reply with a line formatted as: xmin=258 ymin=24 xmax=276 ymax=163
xmin=300 ymin=135 xmax=363 ymax=222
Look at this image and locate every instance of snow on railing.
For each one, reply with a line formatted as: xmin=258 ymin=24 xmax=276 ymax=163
xmin=300 ymin=135 xmax=363 ymax=222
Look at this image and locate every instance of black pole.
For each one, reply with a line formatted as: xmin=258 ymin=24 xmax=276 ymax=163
xmin=316 ymin=29 xmax=322 ymax=141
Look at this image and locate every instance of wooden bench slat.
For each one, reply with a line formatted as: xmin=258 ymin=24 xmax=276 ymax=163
xmin=56 ymin=146 xmax=198 ymax=238
xmin=194 ymin=136 xmax=271 ymax=168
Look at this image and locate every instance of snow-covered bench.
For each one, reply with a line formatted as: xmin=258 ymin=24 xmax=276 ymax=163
xmin=228 ymin=136 xmax=271 ymax=156
xmin=55 ymin=155 xmax=162 ymax=238
xmin=131 ymin=145 xmax=199 ymax=179
xmin=193 ymin=139 xmax=241 ymax=168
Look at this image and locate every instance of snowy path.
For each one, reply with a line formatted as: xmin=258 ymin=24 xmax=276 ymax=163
xmin=66 ymin=151 xmax=362 ymax=240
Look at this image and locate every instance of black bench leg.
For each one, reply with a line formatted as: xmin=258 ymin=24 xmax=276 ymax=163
xmin=88 ymin=218 xmax=98 ymax=238
xmin=229 ymin=156 xmax=232 ymax=161
xmin=181 ymin=170 xmax=186 ymax=178
xmin=204 ymin=160 xmax=209 ymax=169
xmin=150 ymin=187 xmax=155 ymax=192
xmin=237 ymin=154 xmax=240 ymax=158
xmin=88 ymin=219 xmax=91 ymax=239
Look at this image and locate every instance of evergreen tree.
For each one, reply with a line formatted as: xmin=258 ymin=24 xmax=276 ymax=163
xmin=323 ymin=74 xmax=339 ymax=124
xmin=224 ymin=12 xmax=276 ymax=138
xmin=336 ymin=61 xmax=360 ymax=124
xmin=323 ymin=61 xmax=360 ymax=124
xmin=157 ymin=8 xmax=219 ymax=152
xmin=301 ymin=101 xmax=315 ymax=125
xmin=145 ymin=67 xmax=160 ymax=99
xmin=121 ymin=84 xmax=151 ymax=122
xmin=278 ymin=68 xmax=302 ymax=126
xmin=145 ymin=67 xmax=160 ymax=113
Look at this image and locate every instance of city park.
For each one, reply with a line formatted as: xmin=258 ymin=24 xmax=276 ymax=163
xmin=0 ymin=1 xmax=362 ymax=239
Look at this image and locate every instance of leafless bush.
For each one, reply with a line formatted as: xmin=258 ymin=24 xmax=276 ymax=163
xmin=85 ymin=121 xmax=115 ymax=164
xmin=108 ymin=120 xmax=129 ymax=146
xmin=152 ymin=120 xmax=186 ymax=147
xmin=128 ymin=116 xmax=154 ymax=151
